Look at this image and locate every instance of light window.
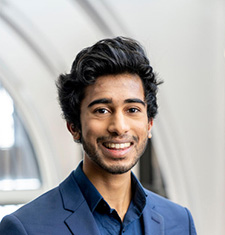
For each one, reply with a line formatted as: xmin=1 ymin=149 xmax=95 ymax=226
xmin=0 ymin=204 xmax=23 ymax=221
xmin=0 ymin=83 xmax=41 ymax=191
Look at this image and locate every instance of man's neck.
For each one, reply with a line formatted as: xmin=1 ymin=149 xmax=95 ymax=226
xmin=83 ymin=159 xmax=132 ymax=221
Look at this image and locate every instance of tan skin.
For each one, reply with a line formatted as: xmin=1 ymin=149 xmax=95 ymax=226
xmin=83 ymin=158 xmax=132 ymax=220
xmin=68 ymin=73 xmax=153 ymax=221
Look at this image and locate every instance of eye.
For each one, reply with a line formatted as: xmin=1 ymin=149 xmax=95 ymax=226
xmin=94 ymin=108 xmax=109 ymax=114
xmin=127 ymin=107 xmax=140 ymax=113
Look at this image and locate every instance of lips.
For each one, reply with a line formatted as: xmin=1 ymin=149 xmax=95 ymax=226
xmin=103 ymin=142 xmax=131 ymax=149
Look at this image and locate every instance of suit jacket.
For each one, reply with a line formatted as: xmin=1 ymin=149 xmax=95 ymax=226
xmin=0 ymin=171 xmax=197 ymax=235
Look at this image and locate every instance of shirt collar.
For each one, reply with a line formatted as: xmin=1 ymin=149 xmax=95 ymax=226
xmin=73 ymin=161 xmax=102 ymax=212
xmin=130 ymin=171 xmax=147 ymax=216
xmin=73 ymin=161 xmax=147 ymax=214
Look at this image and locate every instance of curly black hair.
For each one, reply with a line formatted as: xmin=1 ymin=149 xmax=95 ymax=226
xmin=57 ymin=36 xmax=161 ymax=143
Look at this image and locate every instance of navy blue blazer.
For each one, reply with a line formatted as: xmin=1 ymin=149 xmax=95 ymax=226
xmin=0 ymin=171 xmax=197 ymax=234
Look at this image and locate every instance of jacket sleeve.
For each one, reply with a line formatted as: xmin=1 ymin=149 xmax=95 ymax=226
xmin=0 ymin=214 xmax=28 ymax=235
xmin=185 ymin=208 xmax=197 ymax=235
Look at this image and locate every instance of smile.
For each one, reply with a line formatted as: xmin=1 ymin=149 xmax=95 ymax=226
xmin=103 ymin=142 xmax=131 ymax=149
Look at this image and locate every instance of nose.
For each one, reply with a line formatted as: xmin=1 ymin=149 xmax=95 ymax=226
xmin=107 ymin=111 xmax=129 ymax=136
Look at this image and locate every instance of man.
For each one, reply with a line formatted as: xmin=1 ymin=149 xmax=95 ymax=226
xmin=0 ymin=37 xmax=197 ymax=234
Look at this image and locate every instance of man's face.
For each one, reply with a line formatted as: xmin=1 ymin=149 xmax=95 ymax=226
xmin=79 ymin=73 xmax=152 ymax=174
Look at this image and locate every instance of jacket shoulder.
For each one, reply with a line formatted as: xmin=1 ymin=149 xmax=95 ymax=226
xmin=144 ymin=189 xmax=197 ymax=234
xmin=145 ymin=189 xmax=187 ymax=212
xmin=0 ymin=172 xmax=79 ymax=234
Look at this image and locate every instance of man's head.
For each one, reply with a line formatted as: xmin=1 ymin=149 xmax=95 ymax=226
xmin=57 ymin=36 xmax=161 ymax=143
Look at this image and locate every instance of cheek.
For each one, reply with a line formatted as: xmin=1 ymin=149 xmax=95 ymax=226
xmin=81 ymin=119 xmax=106 ymax=139
xmin=134 ymin=120 xmax=149 ymax=138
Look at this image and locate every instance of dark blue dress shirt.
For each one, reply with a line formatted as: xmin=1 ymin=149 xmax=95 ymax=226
xmin=73 ymin=162 xmax=147 ymax=235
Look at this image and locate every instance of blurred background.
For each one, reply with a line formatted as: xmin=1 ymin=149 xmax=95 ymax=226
xmin=0 ymin=0 xmax=224 ymax=234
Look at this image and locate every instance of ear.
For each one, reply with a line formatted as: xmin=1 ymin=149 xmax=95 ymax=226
xmin=67 ymin=122 xmax=80 ymax=141
xmin=148 ymin=118 xmax=153 ymax=139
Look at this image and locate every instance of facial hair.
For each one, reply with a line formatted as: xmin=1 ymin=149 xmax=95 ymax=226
xmin=82 ymin=134 xmax=149 ymax=174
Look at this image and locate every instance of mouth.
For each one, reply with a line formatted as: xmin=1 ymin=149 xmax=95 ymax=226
xmin=103 ymin=142 xmax=132 ymax=150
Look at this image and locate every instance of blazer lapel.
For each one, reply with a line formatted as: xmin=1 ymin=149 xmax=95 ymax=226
xmin=142 ymin=191 xmax=164 ymax=235
xmin=64 ymin=201 xmax=100 ymax=235
xmin=60 ymin=171 xmax=165 ymax=235
xmin=143 ymin=208 xmax=164 ymax=235
xmin=59 ymin=172 xmax=101 ymax=235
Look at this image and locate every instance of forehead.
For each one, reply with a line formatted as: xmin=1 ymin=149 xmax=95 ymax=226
xmin=82 ymin=73 xmax=145 ymax=104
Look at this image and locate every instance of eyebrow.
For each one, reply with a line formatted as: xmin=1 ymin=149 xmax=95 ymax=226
xmin=124 ymin=98 xmax=146 ymax=106
xmin=87 ymin=98 xmax=145 ymax=107
xmin=88 ymin=98 xmax=112 ymax=107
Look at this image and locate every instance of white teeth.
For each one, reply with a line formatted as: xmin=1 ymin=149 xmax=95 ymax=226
xmin=104 ymin=142 xmax=131 ymax=149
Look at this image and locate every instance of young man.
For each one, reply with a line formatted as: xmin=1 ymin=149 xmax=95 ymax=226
xmin=0 ymin=37 xmax=197 ymax=234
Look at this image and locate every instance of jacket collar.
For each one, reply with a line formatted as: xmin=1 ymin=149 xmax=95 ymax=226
xmin=59 ymin=171 xmax=101 ymax=235
xmin=143 ymin=189 xmax=165 ymax=235
xmin=59 ymin=170 xmax=164 ymax=235
xmin=143 ymin=204 xmax=164 ymax=235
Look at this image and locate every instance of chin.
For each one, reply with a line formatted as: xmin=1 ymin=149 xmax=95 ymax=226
xmin=98 ymin=159 xmax=139 ymax=175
